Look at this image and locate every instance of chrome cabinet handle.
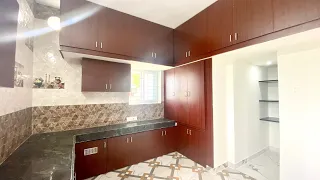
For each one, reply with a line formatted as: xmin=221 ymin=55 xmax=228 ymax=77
xmin=155 ymin=53 xmax=157 ymax=58
xmin=106 ymin=84 xmax=108 ymax=90
xmin=126 ymin=138 xmax=129 ymax=143
xmin=229 ymin=35 xmax=232 ymax=42
xmin=95 ymin=41 xmax=98 ymax=48
xmin=110 ymin=84 xmax=112 ymax=90
xmin=190 ymin=130 xmax=192 ymax=135
xmin=161 ymin=131 xmax=164 ymax=136
xmin=187 ymin=129 xmax=189 ymax=135
xmin=235 ymin=33 xmax=238 ymax=41
xmin=104 ymin=142 xmax=107 ymax=148
xmin=130 ymin=137 xmax=133 ymax=143
xmin=165 ymin=131 xmax=167 ymax=136
xmin=100 ymin=42 xmax=103 ymax=49
xmin=185 ymin=52 xmax=188 ymax=57
xmin=188 ymin=51 xmax=190 ymax=57
xmin=152 ymin=52 xmax=154 ymax=57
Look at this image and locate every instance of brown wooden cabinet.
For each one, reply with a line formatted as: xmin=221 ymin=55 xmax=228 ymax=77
xmin=164 ymin=69 xmax=176 ymax=120
xmin=174 ymin=10 xmax=208 ymax=65
xmin=0 ymin=0 xmax=19 ymax=88
xmin=207 ymin=0 xmax=233 ymax=51
xmin=173 ymin=61 xmax=205 ymax=130
xmin=75 ymin=139 xmax=107 ymax=180
xmin=60 ymin=0 xmax=174 ymax=66
xmin=82 ymin=58 xmax=131 ymax=92
xmin=60 ymin=0 xmax=102 ymax=51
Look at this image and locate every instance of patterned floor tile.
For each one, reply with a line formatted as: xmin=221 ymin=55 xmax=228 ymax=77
xmin=87 ymin=152 xmax=257 ymax=180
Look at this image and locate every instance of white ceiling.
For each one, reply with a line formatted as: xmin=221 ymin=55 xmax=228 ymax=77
xmin=35 ymin=0 xmax=217 ymax=28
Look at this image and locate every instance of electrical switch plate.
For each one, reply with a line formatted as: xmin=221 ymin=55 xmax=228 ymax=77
xmin=127 ymin=116 xmax=138 ymax=122
xmin=84 ymin=147 xmax=98 ymax=156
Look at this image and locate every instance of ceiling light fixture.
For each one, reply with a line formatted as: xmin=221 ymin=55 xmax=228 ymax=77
xmin=47 ymin=16 xmax=61 ymax=31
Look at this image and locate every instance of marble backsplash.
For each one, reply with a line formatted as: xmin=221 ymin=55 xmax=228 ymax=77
xmin=32 ymin=103 xmax=164 ymax=133
xmin=0 ymin=108 xmax=32 ymax=164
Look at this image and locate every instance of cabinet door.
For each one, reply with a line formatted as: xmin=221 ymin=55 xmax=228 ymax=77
xmin=108 ymin=62 xmax=131 ymax=92
xmin=233 ymin=0 xmax=249 ymax=43
xmin=82 ymin=59 xmax=109 ymax=92
xmin=306 ymin=0 xmax=320 ymax=21
xmin=164 ymin=127 xmax=178 ymax=154
xmin=75 ymin=140 xmax=107 ymax=180
xmin=177 ymin=125 xmax=189 ymax=156
xmin=247 ymin=0 xmax=274 ymax=39
xmin=207 ymin=0 xmax=233 ymax=51
xmin=0 ymin=0 xmax=18 ymax=88
xmin=60 ymin=0 xmax=101 ymax=51
xmin=273 ymin=0 xmax=308 ymax=31
xmin=188 ymin=9 xmax=209 ymax=59
xmin=174 ymin=24 xmax=190 ymax=65
xmin=99 ymin=8 xmax=138 ymax=57
xmin=153 ymin=27 xmax=174 ymax=66
xmin=187 ymin=61 xmax=205 ymax=130
xmin=188 ymin=128 xmax=200 ymax=163
xmin=175 ymin=66 xmax=189 ymax=125
xmin=164 ymin=69 xmax=176 ymax=120
xmin=107 ymin=135 xmax=132 ymax=171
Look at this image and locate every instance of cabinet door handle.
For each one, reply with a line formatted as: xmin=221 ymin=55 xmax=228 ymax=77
xmin=152 ymin=52 xmax=154 ymax=57
xmin=235 ymin=33 xmax=238 ymax=41
xmin=95 ymin=41 xmax=98 ymax=48
xmin=165 ymin=131 xmax=167 ymax=136
xmin=229 ymin=35 xmax=232 ymax=42
xmin=100 ymin=42 xmax=103 ymax=49
xmin=161 ymin=131 xmax=164 ymax=136
xmin=188 ymin=51 xmax=190 ymax=57
xmin=110 ymin=84 xmax=112 ymax=90
xmin=130 ymin=137 xmax=133 ymax=143
xmin=190 ymin=130 xmax=192 ymax=135
xmin=104 ymin=142 xmax=107 ymax=148
xmin=185 ymin=52 xmax=188 ymax=57
xmin=106 ymin=84 xmax=108 ymax=90
xmin=187 ymin=129 xmax=189 ymax=135
xmin=155 ymin=53 xmax=157 ymax=58
xmin=126 ymin=138 xmax=129 ymax=143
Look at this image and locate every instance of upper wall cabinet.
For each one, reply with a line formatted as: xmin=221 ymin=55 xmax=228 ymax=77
xmin=0 ymin=0 xmax=19 ymax=88
xmin=273 ymin=0 xmax=320 ymax=31
xmin=60 ymin=0 xmax=174 ymax=66
xmin=82 ymin=58 xmax=131 ymax=92
xmin=174 ymin=10 xmax=208 ymax=65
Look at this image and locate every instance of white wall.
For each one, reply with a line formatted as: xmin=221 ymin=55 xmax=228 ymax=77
xmin=267 ymin=66 xmax=280 ymax=149
xmin=278 ymin=47 xmax=320 ymax=180
xmin=212 ymin=57 xmax=269 ymax=166
xmin=232 ymin=60 xmax=269 ymax=164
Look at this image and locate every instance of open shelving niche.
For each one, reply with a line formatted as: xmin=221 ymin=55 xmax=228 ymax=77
xmin=259 ymin=66 xmax=279 ymax=123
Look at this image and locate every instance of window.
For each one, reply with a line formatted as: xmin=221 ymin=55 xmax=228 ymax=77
xmin=130 ymin=70 xmax=161 ymax=104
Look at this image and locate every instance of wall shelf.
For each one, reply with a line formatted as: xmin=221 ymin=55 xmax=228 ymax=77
xmin=259 ymin=100 xmax=279 ymax=102
xmin=259 ymin=80 xmax=278 ymax=83
xmin=260 ymin=117 xmax=279 ymax=123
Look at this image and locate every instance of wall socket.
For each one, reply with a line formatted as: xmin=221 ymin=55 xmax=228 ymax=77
xmin=127 ymin=116 xmax=138 ymax=122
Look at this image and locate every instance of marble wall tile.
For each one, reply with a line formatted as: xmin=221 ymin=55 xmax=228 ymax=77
xmin=34 ymin=3 xmax=59 ymax=20
xmin=0 ymin=108 xmax=32 ymax=164
xmin=32 ymin=103 xmax=164 ymax=134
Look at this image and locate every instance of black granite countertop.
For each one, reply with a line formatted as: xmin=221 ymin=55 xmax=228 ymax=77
xmin=0 ymin=118 xmax=176 ymax=180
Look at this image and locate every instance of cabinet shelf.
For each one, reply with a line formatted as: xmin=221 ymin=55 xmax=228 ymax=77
xmin=260 ymin=117 xmax=279 ymax=123
xmin=259 ymin=100 xmax=279 ymax=102
xmin=259 ymin=80 xmax=278 ymax=83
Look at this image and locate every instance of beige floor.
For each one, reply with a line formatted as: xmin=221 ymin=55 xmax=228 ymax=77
xmin=86 ymin=152 xmax=256 ymax=180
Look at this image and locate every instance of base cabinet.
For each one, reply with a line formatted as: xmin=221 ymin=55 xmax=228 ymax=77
xmin=75 ymin=127 xmax=177 ymax=180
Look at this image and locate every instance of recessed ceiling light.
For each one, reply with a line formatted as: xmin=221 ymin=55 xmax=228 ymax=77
xmin=47 ymin=16 xmax=61 ymax=31
xmin=266 ymin=61 xmax=272 ymax=66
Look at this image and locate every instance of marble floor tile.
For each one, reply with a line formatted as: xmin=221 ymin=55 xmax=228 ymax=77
xmin=237 ymin=149 xmax=280 ymax=180
xmin=87 ymin=152 xmax=257 ymax=180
